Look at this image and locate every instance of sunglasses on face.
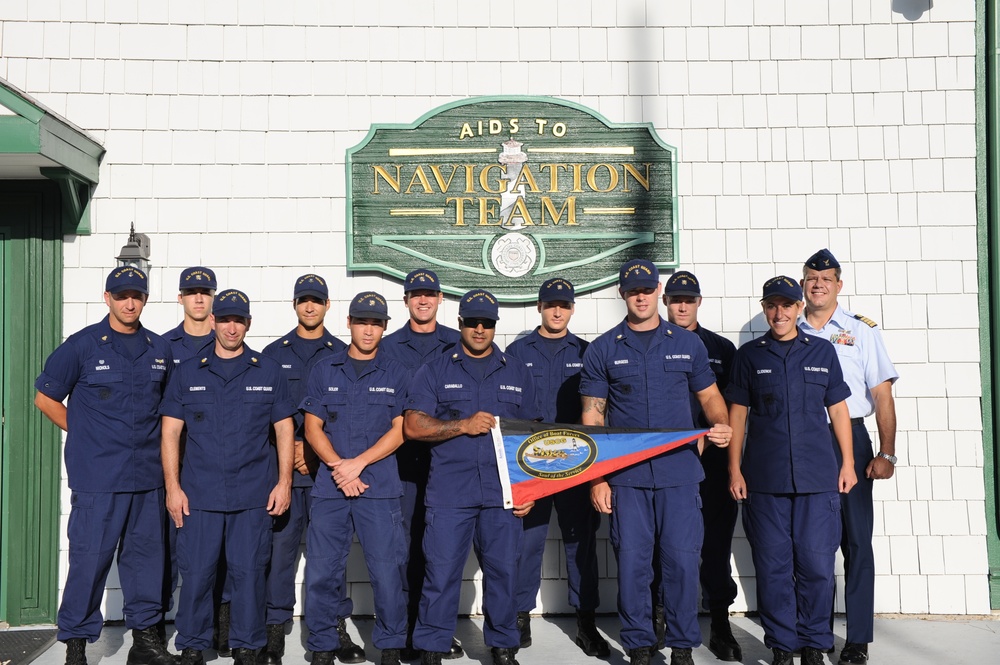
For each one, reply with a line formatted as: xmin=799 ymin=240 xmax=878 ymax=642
xmin=461 ymin=318 xmax=496 ymax=329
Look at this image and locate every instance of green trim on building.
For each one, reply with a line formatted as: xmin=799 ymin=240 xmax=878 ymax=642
xmin=0 ymin=79 xmax=105 ymax=234
xmin=979 ymin=0 xmax=1000 ymax=610
xmin=0 ymin=181 xmax=64 ymax=625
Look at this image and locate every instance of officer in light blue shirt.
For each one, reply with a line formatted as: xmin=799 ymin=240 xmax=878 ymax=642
xmin=798 ymin=249 xmax=899 ymax=665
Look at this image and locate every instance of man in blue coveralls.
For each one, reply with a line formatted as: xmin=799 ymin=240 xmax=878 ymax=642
xmin=798 ymin=250 xmax=898 ymax=665
xmin=34 ymin=266 xmax=177 ymax=665
xmin=300 ymin=291 xmax=410 ymax=665
xmin=660 ymin=270 xmax=741 ymax=661
xmin=261 ymin=274 xmax=362 ymax=665
xmin=580 ymin=260 xmax=732 ymax=665
xmin=403 ymin=289 xmax=540 ymax=665
xmin=163 ymin=267 xmax=228 ymax=654
xmin=379 ymin=268 xmax=463 ymax=661
xmin=727 ymin=276 xmax=857 ymax=665
xmin=160 ymin=289 xmax=297 ymax=665
xmin=504 ymin=278 xmax=608 ymax=658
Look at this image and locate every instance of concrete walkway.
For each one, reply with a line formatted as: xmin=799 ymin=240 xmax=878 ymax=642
xmin=18 ymin=613 xmax=1000 ymax=665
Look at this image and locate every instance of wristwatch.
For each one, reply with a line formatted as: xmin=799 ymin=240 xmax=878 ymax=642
xmin=876 ymin=451 xmax=897 ymax=465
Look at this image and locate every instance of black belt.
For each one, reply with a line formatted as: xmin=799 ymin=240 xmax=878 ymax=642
xmin=850 ymin=417 xmax=865 ymax=425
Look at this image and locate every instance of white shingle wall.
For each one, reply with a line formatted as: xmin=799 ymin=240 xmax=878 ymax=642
xmin=1 ymin=0 xmax=989 ymax=617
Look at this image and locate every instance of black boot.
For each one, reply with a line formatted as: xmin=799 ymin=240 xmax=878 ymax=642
xmin=65 ymin=638 xmax=87 ymax=665
xmin=262 ymin=624 xmax=285 ymax=665
xmin=628 ymin=646 xmax=651 ymax=665
xmin=419 ymin=653 xmax=443 ymax=665
xmin=127 ymin=626 xmax=177 ymax=665
xmin=707 ymin=609 xmax=742 ymax=662
xmin=490 ymin=647 xmax=519 ymax=665
xmin=771 ymin=648 xmax=793 ymax=665
xmin=670 ymin=648 xmax=694 ymax=665
xmin=232 ymin=648 xmax=258 ymax=665
xmin=444 ymin=637 xmax=463 ymax=660
xmin=516 ymin=612 xmax=531 ymax=648
xmin=575 ymin=611 xmax=610 ymax=658
xmin=653 ymin=605 xmax=666 ymax=649
xmin=801 ymin=647 xmax=826 ymax=665
xmin=213 ymin=602 xmax=232 ymax=657
xmin=380 ymin=649 xmax=401 ymax=665
xmin=311 ymin=652 xmax=336 ymax=665
xmin=179 ymin=649 xmax=204 ymax=665
xmin=335 ymin=617 xmax=365 ymax=664
xmin=838 ymin=643 xmax=869 ymax=665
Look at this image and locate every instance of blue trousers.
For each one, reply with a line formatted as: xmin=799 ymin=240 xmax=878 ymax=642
xmin=743 ymin=492 xmax=841 ymax=653
xmin=834 ymin=422 xmax=876 ymax=644
xmin=305 ymin=497 xmax=407 ymax=652
xmin=515 ymin=484 xmax=601 ymax=613
xmin=175 ymin=508 xmax=273 ymax=651
xmin=397 ymin=441 xmax=431 ymax=625
xmin=413 ymin=506 xmax=522 ymax=652
xmin=699 ymin=445 xmax=739 ymax=611
xmin=610 ymin=485 xmax=703 ymax=651
xmin=58 ymin=489 xmax=167 ymax=642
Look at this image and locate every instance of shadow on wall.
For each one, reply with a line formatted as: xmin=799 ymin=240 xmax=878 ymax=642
xmin=892 ymin=0 xmax=933 ymax=21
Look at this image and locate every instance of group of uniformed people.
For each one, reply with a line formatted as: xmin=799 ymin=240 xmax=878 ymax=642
xmin=36 ymin=248 xmax=896 ymax=665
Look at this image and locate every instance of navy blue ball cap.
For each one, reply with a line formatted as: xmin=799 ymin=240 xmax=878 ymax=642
xmin=404 ymin=268 xmax=441 ymax=293
xmin=179 ymin=266 xmax=217 ymax=291
xmin=459 ymin=289 xmax=500 ymax=321
xmin=294 ymin=274 xmax=329 ymax=301
xmin=106 ymin=266 xmax=148 ymax=295
xmin=761 ymin=276 xmax=803 ymax=302
xmin=213 ymin=289 xmax=251 ymax=319
xmin=538 ymin=277 xmax=575 ymax=303
xmin=664 ymin=270 xmax=701 ymax=297
xmin=349 ymin=291 xmax=391 ymax=321
xmin=804 ymin=248 xmax=841 ymax=271
xmin=618 ymin=259 xmax=660 ymax=291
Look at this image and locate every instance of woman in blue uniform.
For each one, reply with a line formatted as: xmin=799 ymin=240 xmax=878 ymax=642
xmin=727 ymin=276 xmax=856 ymax=665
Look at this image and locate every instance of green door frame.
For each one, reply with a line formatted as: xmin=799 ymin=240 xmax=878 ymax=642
xmin=979 ymin=0 xmax=1000 ymax=609
xmin=0 ymin=181 xmax=64 ymax=625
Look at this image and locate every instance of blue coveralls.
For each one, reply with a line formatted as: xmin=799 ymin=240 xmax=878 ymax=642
xmin=163 ymin=323 xmax=217 ymax=609
xmin=579 ymin=318 xmax=715 ymax=651
xmin=299 ymin=350 xmax=410 ymax=652
xmin=505 ymin=328 xmax=600 ymax=614
xmin=35 ymin=317 xmax=173 ymax=643
xmin=406 ymin=345 xmax=540 ymax=652
xmin=159 ymin=349 xmax=297 ymax=652
xmin=691 ymin=325 xmax=739 ymax=613
xmin=262 ymin=329 xmax=349 ymax=626
xmin=378 ymin=322 xmax=461 ymax=623
xmin=798 ymin=305 xmax=898 ymax=645
xmin=725 ymin=331 xmax=852 ymax=653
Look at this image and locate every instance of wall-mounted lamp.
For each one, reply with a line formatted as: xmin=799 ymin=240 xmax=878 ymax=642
xmin=116 ymin=222 xmax=152 ymax=273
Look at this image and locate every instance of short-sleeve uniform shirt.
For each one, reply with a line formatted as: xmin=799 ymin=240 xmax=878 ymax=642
xmin=164 ymin=322 xmax=215 ymax=366
xmin=159 ymin=348 xmax=298 ymax=511
xmin=35 ymin=316 xmax=173 ymax=493
xmin=579 ymin=317 xmax=716 ymax=488
xmin=300 ymin=350 xmax=410 ymax=500
xmin=380 ymin=322 xmax=461 ymax=370
xmin=505 ymin=328 xmax=587 ymax=424
xmin=405 ymin=344 xmax=541 ymax=508
xmin=725 ymin=331 xmax=852 ymax=494
xmin=797 ymin=304 xmax=898 ymax=419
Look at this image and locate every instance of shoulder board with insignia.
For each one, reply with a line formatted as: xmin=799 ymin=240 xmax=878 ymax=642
xmin=854 ymin=314 xmax=878 ymax=328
